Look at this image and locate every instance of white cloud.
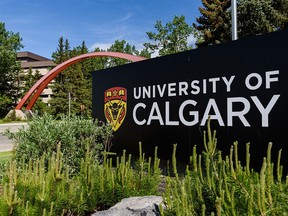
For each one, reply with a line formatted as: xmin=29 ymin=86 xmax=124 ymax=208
xmin=118 ymin=13 xmax=133 ymax=23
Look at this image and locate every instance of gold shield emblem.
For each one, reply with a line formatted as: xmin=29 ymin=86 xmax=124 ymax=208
xmin=104 ymin=87 xmax=127 ymax=131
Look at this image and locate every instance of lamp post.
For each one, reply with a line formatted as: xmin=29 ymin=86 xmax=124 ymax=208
xmin=68 ymin=92 xmax=71 ymax=118
xmin=231 ymin=0 xmax=238 ymax=40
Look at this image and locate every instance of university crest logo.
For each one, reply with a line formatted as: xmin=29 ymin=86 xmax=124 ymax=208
xmin=104 ymin=87 xmax=127 ymax=131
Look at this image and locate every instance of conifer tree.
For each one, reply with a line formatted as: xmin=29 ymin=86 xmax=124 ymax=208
xmin=193 ymin=0 xmax=288 ymax=47
xmin=67 ymin=42 xmax=92 ymax=116
xmin=77 ymin=41 xmax=90 ymax=79
xmin=50 ymin=38 xmax=94 ymax=117
xmin=51 ymin=37 xmax=70 ymax=64
xmin=49 ymin=37 xmax=72 ymax=116
xmin=237 ymin=0 xmax=287 ymax=37
xmin=273 ymin=0 xmax=288 ymax=29
xmin=193 ymin=0 xmax=231 ymax=47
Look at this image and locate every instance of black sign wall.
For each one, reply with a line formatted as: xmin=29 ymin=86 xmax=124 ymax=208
xmin=92 ymin=30 xmax=288 ymax=171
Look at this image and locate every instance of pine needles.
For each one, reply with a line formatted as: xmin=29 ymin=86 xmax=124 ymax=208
xmin=161 ymin=120 xmax=288 ymax=215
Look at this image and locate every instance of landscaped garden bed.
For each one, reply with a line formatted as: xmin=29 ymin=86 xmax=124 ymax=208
xmin=0 ymin=115 xmax=287 ymax=215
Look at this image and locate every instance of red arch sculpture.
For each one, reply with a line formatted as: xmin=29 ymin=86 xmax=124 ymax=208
xmin=16 ymin=51 xmax=147 ymax=111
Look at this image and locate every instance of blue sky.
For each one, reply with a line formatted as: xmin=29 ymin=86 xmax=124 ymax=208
xmin=1 ymin=0 xmax=201 ymax=59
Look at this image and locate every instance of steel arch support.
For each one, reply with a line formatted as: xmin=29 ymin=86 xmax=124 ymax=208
xmin=16 ymin=51 xmax=146 ymax=110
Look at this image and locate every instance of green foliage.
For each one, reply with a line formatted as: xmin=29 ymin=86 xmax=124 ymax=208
xmin=0 ymin=151 xmax=11 ymax=163
xmin=2 ymin=115 xmax=288 ymax=215
xmin=0 ymin=152 xmax=11 ymax=183
xmin=273 ymin=0 xmax=288 ymax=29
xmin=237 ymin=0 xmax=288 ymax=37
xmin=194 ymin=0 xmax=288 ymax=47
xmin=144 ymin=15 xmax=194 ymax=56
xmin=107 ymin=40 xmax=139 ymax=66
xmin=49 ymin=37 xmax=149 ymax=117
xmin=78 ymin=143 xmax=161 ymax=211
xmin=4 ymin=114 xmax=113 ymax=175
xmin=0 ymin=143 xmax=161 ymax=215
xmin=49 ymin=38 xmax=92 ymax=117
xmin=0 ymin=22 xmax=23 ymax=118
xmin=193 ymin=0 xmax=231 ymax=47
xmin=161 ymin=120 xmax=288 ymax=215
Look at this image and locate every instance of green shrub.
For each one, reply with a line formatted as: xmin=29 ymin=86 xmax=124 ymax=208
xmin=161 ymin=121 xmax=288 ymax=216
xmin=0 ymin=143 xmax=161 ymax=215
xmin=5 ymin=114 xmax=113 ymax=174
xmin=76 ymin=143 xmax=161 ymax=212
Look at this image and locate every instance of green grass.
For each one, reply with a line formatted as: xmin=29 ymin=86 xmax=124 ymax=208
xmin=0 ymin=151 xmax=12 ymax=163
xmin=0 ymin=119 xmax=27 ymax=124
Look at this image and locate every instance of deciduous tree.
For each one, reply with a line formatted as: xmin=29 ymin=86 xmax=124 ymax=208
xmin=144 ymin=15 xmax=194 ymax=56
xmin=107 ymin=40 xmax=139 ymax=67
xmin=0 ymin=22 xmax=23 ymax=117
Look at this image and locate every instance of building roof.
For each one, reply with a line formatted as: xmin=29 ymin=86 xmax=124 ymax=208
xmin=20 ymin=61 xmax=56 ymax=69
xmin=17 ymin=51 xmax=51 ymax=61
xmin=17 ymin=51 xmax=56 ymax=69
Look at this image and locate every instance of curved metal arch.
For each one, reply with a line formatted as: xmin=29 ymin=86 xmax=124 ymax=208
xmin=16 ymin=51 xmax=147 ymax=110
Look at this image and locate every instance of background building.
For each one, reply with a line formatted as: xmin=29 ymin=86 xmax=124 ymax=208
xmin=17 ymin=51 xmax=56 ymax=104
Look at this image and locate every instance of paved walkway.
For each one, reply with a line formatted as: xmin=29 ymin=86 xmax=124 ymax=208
xmin=0 ymin=122 xmax=28 ymax=152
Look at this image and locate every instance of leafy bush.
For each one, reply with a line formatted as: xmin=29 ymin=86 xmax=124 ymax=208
xmin=5 ymin=114 xmax=113 ymax=174
xmin=161 ymin=121 xmax=288 ymax=215
xmin=0 ymin=143 xmax=161 ymax=215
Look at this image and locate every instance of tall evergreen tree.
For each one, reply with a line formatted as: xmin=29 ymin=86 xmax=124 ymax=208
xmin=237 ymin=0 xmax=287 ymax=37
xmin=68 ymin=42 xmax=92 ymax=116
xmin=77 ymin=41 xmax=90 ymax=79
xmin=50 ymin=38 xmax=93 ymax=117
xmin=273 ymin=0 xmax=288 ymax=29
xmin=193 ymin=0 xmax=231 ymax=47
xmin=49 ymin=37 xmax=72 ymax=117
xmin=51 ymin=37 xmax=70 ymax=85
xmin=144 ymin=15 xmax=194 ymax=56
xmin=0 ymin=22 xmax=23 ymax=117
xmin=193 ymin=0 xmax=288 ymax=47
xmin=51 ymin=37 xmax=70 ymax=64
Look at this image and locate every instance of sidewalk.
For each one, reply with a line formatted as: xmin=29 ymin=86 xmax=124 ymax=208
xmin=0 ymin=122 xmax=28 ymax=152
xmin=0 ymin=122 xmax=28 ymax=133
